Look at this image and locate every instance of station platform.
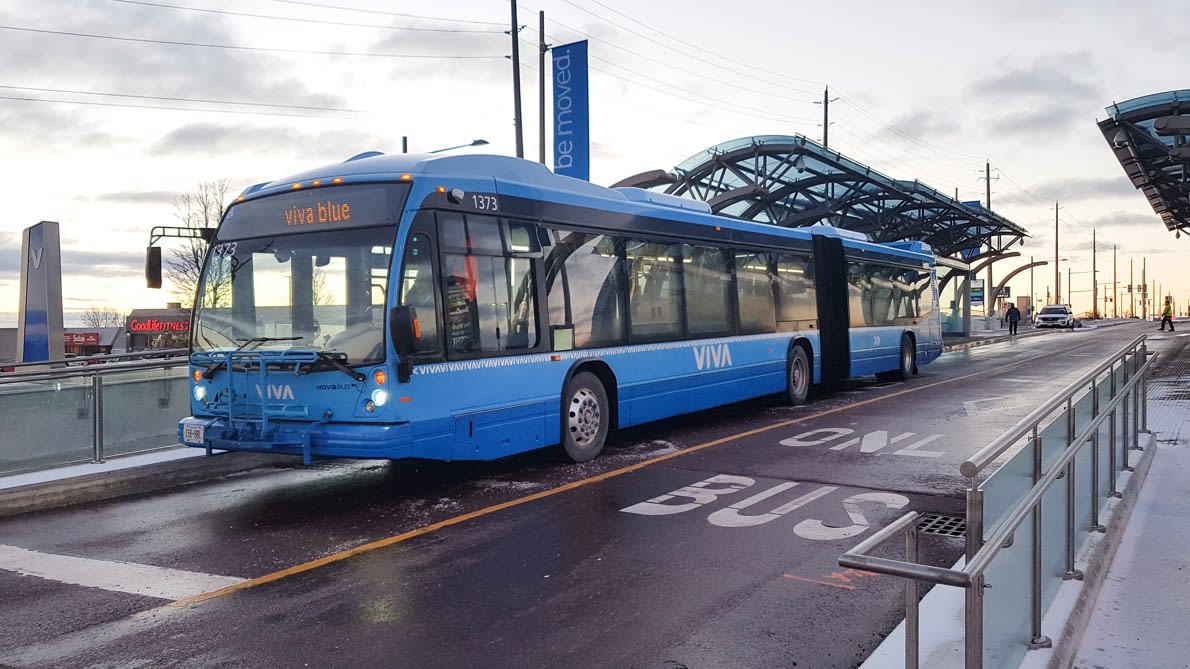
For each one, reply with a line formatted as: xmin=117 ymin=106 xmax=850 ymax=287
xmin=1 ymin=320 xmax=1184 ymax=668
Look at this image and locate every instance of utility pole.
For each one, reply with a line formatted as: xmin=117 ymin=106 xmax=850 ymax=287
xmin=1142 ymin=258 xmax=1147 ymax=319
xmin=822 ymin=87 xmax=830 ymax=147
xmin=509 ymin=2 xmax=524 ymax=158
xmin=815 ymin=87 xmax=837 ymax=148
xmin=987 ymin=161 xmax=994 ymax=318
xmin=1129 ymin=259 xmax=1134 ymax=318
xmin=1054 ymin=201 xmax=1060 ymax=304
xmin=1092 ymin=229 xmax=1097 ymax=318
xmin=537 ymin=11 xmax=547 ymax=164
xmin=1104 ymin=245 xmax=1113 ymax=316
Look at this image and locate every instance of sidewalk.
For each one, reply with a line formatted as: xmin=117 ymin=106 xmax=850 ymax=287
xmin=1069 ymin=329 xmax=1190 ymax=669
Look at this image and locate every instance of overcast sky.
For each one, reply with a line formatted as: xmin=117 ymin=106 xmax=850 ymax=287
xmin=2 ymin=0 xmax=1187 ymax=326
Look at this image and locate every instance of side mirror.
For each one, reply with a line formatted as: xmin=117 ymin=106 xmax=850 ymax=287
xmin=146 ymin=246 xmax=162 ymax=289
xmin=390 ymin=305 xmax=419 ymax=382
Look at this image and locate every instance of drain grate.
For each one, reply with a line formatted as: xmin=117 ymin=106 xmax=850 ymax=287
xmin=917 ymin=513 xmax=966 ymax=537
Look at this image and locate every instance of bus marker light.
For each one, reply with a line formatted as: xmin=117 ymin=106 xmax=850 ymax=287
xmin=332 ymin=177 xmax=343 ymax=184
xmin=400 ymin=173 xmax=413 ymax=182
xmin=311 ymin=179 xmax=322 ymax=186
xmin=373 ymin=370 xmax=387 ymax=385
xmin=413 ymin=318 xmax=421 ymax=339
xmin=550 ymin=355 xmax=561 ymax=361
xmin=399 ymin=396 xmax=412 ymax=403
xmin=436 ymin=186 xmax=447 ymax=193
xmin=192 ymin=369 xmax=202 ymax=382
xmin=290 ymin=182 xmax=302 ymax=190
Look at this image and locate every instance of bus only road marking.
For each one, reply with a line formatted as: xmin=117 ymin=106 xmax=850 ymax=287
xmin=167 ymin=349 xmax=1060 ymax=607
xmin=0 ymin=544 xmax=245 ymax=601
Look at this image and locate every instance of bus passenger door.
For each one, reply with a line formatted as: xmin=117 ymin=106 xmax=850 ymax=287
xmin=812 ymin=235 xmax=850 ymax=384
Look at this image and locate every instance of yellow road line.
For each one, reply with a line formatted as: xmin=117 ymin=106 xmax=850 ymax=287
xmin=172 ymin=349 xmax=1056 ymax=608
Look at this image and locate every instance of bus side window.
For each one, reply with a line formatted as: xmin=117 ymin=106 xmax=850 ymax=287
xmin=736 ymin=251 xmax=775 ymax=333
xmin=545 ymin=230 xmax=625 ymax=348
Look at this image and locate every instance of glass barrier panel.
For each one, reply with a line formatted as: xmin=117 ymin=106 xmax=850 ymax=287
xmin=101 ymin=367 xmax=189 ymax=457
xmin=981 ymin=432 xmax=1036 ymax=531
xmin=982 ymin=510 xmax=1035 ymax=668
xmin=0 ymin=377 xmax=95 ymax=475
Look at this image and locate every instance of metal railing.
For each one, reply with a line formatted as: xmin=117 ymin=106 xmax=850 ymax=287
xmin=0 ymin=350 xmax=189 ymax=475
xmin=839 ymin=335 xmax=1153 ymax=669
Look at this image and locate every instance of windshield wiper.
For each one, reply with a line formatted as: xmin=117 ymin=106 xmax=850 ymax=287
xmin=309 ymin=351 xmax=367 ymax=382
xmin=201 ymin=336 xmax=301 ymax=380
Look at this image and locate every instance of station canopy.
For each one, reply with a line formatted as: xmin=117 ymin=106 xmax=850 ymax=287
xmin=1098 ymin=90 xmax=1190 ymax=236
xmin=612 ymin=135 xmax=1027 ymax=261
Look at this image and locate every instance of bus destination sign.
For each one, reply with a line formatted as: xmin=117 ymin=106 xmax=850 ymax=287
xmin=220 ymin=184 xmax=407 ymax=239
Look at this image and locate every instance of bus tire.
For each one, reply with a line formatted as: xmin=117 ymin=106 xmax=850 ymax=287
xmin=786 ymin=346 xmax=811 ymax=406
xmin=878 ymin=334 xmax=915 ymax=382
xmin=562 ymin=371 xmax=609 ymax=462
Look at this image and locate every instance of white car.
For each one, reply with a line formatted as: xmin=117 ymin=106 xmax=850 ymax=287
xmin=1035 ymin=304 xmax=1075 ymax=328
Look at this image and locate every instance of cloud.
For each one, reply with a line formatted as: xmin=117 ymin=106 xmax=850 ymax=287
xmin=968 ymin=52 xmax=1102 ymax=102
xmin=146 ymin=123 xmax=386 ymax=158
xmin=967 ymin=52 xmax=1105 ymax=137
xmin=87 ymin=191 xmax=179 ymax=206
xmin=1016 ymin=176 xmax=1139 ymax=202
xmin=0 ymin=2 xmax=358 ymax=152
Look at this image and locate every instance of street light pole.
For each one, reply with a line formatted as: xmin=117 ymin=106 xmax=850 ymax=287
xmin=428 ymin=139 xmax=490 ymax=154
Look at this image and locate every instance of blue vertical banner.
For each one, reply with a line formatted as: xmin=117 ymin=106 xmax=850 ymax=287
xmin=552 ymin=40 xmax=590 ymax=180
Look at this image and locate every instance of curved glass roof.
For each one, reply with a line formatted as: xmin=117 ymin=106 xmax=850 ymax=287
xmin=1099 ymin=90 xmax=1190 ymax=235
xmin=612 ymin=134 xmax=1027 ymax=260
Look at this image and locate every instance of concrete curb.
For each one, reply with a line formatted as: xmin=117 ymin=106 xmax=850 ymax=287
xmin=0 ymin=452 xmax=295 ymax=518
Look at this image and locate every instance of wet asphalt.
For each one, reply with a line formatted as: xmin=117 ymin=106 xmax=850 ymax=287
xmin=0 ymin=323 xmax=1155 ymax=669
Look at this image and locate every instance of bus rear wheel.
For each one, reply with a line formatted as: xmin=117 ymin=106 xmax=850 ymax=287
xmin=786 ymin=346 xmax=810 ymax=406
xmin=877 ymin=335 xmax=915 ymax=382
xmin=562 ymin=371 xmax=609 ymax=462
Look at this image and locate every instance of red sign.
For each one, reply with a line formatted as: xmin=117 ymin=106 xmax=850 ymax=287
xmin=65 ymin=332 xmax=100 ymax=345
xmin=129 ymin=318 xmax=190 ymax=333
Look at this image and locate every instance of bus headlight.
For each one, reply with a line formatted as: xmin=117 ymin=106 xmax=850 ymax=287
xmin=193 ymin=385 xmax=208 ymax=402
xmin=370 ymin=388 xmax=389 ymax=407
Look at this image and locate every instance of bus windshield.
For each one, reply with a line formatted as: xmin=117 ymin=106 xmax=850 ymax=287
xmin=192 ymin=226 xmax=396 ymax=366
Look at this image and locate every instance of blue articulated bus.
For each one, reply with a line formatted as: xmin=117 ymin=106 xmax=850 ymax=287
xmin=178 ymin=152 xmax=942 ymax=464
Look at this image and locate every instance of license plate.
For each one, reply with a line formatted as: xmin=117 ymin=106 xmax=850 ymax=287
xmin=183 ymin=424 xmax=204 ymax=444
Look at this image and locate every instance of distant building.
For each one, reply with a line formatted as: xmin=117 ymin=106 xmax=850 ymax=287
xmin=126 ymin=303 xmax=190 ymax=352
xmin=0 ymin=326 xmax=125 ymax=364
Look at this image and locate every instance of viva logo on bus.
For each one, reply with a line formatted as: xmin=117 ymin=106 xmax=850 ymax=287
xmin=693 ymin=343 xmax=733 ymax=370
xmin=283 ymin=200 xmax=352 ymax=227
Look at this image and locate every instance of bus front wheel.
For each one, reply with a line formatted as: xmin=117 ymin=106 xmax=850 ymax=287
xmin=786 ymin=346 xmax=811 ymax=406
xmin=562 ymin=371 xmax=609 ymax=462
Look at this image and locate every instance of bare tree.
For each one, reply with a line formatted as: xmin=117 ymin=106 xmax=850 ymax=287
xmin=167 ymin=179 xmax=230 ymax=306
xmin=81 ymin=306 xmax=126 ymax=328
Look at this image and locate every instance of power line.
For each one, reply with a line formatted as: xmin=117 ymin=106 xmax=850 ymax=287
xmin=265 ymin=0 xmax=506 ymax=27
xmin=0 ymin=25 xmax=502 ymax=59
xmin=553 ymin=0 xmax=821 ymax=95
xmin=0 ymin=84 xmax=362 ymax=113
xmin=0 ymin=94 xmax=354 ymax=119
xmin=111 ymin=0 xmax=505 ymax=33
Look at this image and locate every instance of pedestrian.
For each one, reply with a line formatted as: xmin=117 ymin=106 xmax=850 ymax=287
xmin=1006 ymin=304 xmax=1022 ymax=335
xmin=1160 ymin=299 xmax=1175 ymax=331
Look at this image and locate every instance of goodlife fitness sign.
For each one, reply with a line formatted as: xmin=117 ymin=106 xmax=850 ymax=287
xmin=128 ymin=318 xmax=190 ymax=333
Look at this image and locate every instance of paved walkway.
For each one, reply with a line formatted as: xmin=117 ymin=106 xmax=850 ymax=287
xmin=1069 ymin=329 xmax=1190 ymax=669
